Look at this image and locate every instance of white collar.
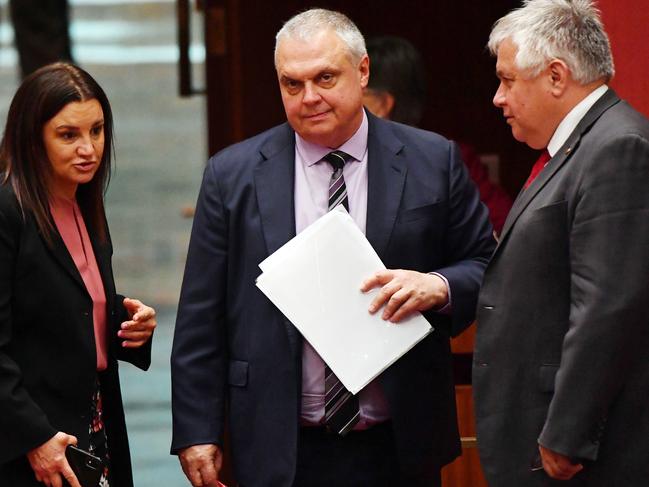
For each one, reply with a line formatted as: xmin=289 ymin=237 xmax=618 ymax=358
xmin=547 ymin=84 xmax=608 ymax=157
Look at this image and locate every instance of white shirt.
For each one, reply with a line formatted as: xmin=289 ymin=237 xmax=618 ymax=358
xmin=547 ymin=84 xmax=608 ymax=157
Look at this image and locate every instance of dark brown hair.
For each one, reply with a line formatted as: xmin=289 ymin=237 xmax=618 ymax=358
xmin=366 ymin=36 xmax=427 ymax=127
xmin=0 ymin=62 xmax=114 ymax=243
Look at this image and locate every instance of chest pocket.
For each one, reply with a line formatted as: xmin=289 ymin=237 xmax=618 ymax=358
xmin=397 ymin=201 xmax=445 ymax=223
xmin=519 ymin=200 xmax=569 ymax=252
xmin=388 ymin=201 xmax=446 ymax=271
xmin=526 ymin=199 xmax=568 ymax=225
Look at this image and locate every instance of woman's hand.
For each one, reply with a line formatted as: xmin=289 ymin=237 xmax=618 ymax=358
xmin=119 ymin=297 xmax=157 ymax=348
xmin=26 ymin=432 xmax=81 ymax=487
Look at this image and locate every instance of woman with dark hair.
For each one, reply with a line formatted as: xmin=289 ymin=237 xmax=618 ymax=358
xmin=0 ymin=63 xmax=156 ymax=487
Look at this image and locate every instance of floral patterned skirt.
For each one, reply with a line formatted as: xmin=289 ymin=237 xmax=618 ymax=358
xmin=89 ymin=379 xmax=111 ymax=487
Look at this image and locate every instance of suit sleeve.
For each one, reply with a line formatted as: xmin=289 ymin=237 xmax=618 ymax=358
xmin=0 ymin=197 xmax=57 ymax=464
xmin=538 ymin=133 xmax=649 ymax=460
xmin=170 ymin=159 xmax=229 ymax=453
xmin=433 ymin=142 xmax=496 ymax=336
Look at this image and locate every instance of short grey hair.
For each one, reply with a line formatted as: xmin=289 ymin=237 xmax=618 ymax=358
xmin=274 ymin=8 xmax=367 ymax=67
xmin=488 ymin=0 xmax=614 ymax=84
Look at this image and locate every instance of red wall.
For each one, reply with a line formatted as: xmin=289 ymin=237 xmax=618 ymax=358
xmin=599 ymin=0 xmax=649 ymax=117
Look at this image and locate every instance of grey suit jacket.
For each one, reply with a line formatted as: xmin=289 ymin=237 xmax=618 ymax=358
xmin=171 ymin=112 xmax=495 ymax=486
xmin=473 ymin=90 xmax=649 ymax=486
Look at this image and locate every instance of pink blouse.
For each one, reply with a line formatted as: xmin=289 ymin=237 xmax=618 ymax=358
xmin=50 ymin=196 xmax=108 ymax=371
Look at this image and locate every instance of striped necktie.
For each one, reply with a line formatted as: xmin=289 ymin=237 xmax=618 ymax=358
xmin=324 ymin=150 xmax=350 ymax=211
xmin=322 ymin=150 xmax=360 ymax=435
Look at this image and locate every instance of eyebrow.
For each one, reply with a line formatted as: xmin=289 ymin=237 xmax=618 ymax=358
xmin=280 ymin=66 xmax=340 ymax=82
xmin=54 ymin=120 xmax=104 ymax=130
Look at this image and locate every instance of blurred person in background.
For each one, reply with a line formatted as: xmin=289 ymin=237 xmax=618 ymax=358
xmin=0 ymin=62 xmax=155 ymax=487
xmin=363 ymin=35 xmax=513 ymax=235
xmin=9 ymin=0 xmax=74 ymax=77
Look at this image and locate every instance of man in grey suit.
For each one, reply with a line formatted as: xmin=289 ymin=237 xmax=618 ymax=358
xmin=473 ymin=0 xmax=649 ymax=485
xmin=171 ymin=8 xmax=494 ymax=487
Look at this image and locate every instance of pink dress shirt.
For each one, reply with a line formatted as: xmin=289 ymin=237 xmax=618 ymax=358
xmin=294 ymin=111 xmax=391 ymax=429
xmin=50 ymin=196 xmax=108 ymax=371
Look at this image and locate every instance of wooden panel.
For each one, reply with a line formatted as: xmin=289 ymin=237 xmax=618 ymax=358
xmin=442 ymin=447 xmax=488 ymax=487
xmin=442 ymin=385 xmax=488 ymax=487
xmin=451 ymin=321 xmax=476 ymax=354
xmin=455 ymin=385 xmax=477 ymax=437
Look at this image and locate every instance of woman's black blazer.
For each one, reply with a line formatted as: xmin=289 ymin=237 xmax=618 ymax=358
xmin=0 ymin=183 xmax=151 ymax=487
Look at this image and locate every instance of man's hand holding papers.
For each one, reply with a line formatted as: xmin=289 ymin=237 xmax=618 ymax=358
xmin=361 ymin=270 xmax=449 ymax=322
xmin=255 ymin=207 xmax=433 ymax=394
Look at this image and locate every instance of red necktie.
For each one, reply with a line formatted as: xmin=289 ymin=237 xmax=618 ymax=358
xmin=523 ymin=150 xmax=551 ymax=189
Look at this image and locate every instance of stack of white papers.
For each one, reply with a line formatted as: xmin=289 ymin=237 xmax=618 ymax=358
xmin=256 ymin=207 xmax=432 ymax=394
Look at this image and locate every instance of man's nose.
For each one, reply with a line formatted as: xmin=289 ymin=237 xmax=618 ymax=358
xmin=493 ymin=83 xmax=506 ymax=108
xmin=302 ymin=82 xmax=321 ymax=104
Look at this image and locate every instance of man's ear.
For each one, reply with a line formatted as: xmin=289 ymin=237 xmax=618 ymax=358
xmin=548 ymin=59 xmax=570 ymax=96
xmin=359 ymin=54 xmax=370 ymax=88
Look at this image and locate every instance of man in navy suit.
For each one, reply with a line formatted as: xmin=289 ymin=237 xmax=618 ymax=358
xmin=171 ymin=8 xmax=494 ymax=487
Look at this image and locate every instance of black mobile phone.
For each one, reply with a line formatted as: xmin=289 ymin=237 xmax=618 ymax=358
xmin=530 ymin=451 xmax=544 ymax=472
xmin=65 ymin=445 xmax=104 ymax=487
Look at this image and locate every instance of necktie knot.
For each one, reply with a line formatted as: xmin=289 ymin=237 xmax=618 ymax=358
xmin=323 ymin=150 xmax=353 ymax=171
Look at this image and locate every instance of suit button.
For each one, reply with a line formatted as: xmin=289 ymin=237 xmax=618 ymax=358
xmin=482 ymin=305 xmax=495 ymax=310
xmin=83 ymin=311 xmax=89 ymax=317
xmin=477 ymin=362 xmax=489 ymax=367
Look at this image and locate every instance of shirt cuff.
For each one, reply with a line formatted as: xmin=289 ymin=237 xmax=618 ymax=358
xmin=429 ymin=272 xmax=452 ymax=314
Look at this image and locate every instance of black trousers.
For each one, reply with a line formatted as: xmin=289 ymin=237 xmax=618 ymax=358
xmin=9 ymin=0 xmax=73 ymax=77
xmin=294 ymin=422 xmax=441 ymax=487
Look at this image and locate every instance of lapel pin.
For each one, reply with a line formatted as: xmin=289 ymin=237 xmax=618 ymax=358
xmin=565 ymin=147 xmax=572 ymax=155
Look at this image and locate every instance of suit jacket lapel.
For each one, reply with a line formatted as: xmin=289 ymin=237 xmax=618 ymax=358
xmin=498 ymin=89 xmax=621 ymax=244
xmin=254 ymin=124 xmax=296 ymax=256
xmin=254 ymin=124 xmax=300 ymax=357
xmin=46 ymin=206 xmax=115 ymax=304
xmin=365 ymin=113 xmax=406 ymax=258
xmin=46 ymin=230 xmax=87 ymax=292
xmin=498 ymin=149 xmax=572 ymax=240
xmin=93 ymin=242 xmax=113 ymax=297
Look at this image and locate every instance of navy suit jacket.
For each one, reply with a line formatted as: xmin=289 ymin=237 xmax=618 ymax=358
xmin=171 ymin=112 xmax=495 ymax=486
